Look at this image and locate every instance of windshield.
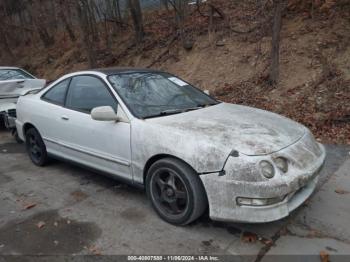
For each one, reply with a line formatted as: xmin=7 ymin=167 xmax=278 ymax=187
xmin=108 ymin=72 xmax=218 ymax=118
xmin=0 ymin=69 xmax=35 ymax=81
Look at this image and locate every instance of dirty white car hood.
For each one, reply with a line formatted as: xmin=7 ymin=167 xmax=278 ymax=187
xmin=148 ymin=103 xmax=305 ymax=156
xmin=0 ymin=79 xmax=46 ymax=98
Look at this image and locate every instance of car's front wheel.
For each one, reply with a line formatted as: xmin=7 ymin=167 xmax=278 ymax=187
xmin=25 ymin=128 xmax=49 ymax=166
xmin=146 ymin=158 xmax=207 ymax=225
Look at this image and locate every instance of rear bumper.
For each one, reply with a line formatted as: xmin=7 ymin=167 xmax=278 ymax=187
xmin=200 ymin=144 xmax=325 ymax=223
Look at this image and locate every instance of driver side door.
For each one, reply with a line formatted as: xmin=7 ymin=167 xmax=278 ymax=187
xmin=57 ymin=75 xmax=132 ymax=181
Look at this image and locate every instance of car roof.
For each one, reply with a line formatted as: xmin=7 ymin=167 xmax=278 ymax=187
xmin=91 ymin=67 xmax=165 ymax=76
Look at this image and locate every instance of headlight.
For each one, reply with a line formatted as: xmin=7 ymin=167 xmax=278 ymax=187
xmin=274 ymin=157 xmax=288 ymax=173
xmin=259 ymin=160 xmax=275 ymax=178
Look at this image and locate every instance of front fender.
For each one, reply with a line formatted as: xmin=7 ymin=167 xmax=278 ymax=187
xmin=131 ymin=119 xmax=232 ymax=184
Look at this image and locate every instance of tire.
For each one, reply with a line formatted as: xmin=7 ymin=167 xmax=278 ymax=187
xmin=25 ymin=128 xmax=48 ymax=166
xmin=146 ymin=158 xmax=207 ymax=225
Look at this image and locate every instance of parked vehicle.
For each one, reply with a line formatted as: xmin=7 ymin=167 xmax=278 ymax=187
xmin=15 ymin=68 xmax=326 ymax=225
xmin=0 ymin=67 xmax=46 ymax=141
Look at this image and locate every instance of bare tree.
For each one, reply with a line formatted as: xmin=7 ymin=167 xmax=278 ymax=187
xmin=113 ymin=0 xmax=123 ymax=25
xmin=76 ymin=0 xmax=97 ymax=68
xmin=167 ymin=0 xmax=191 ymax=48
xmin=161 ymin=0 xmax=170 ymax=11
xmin=0 ymin=23 xmax=14 ymax=62
xmin=29 ymin=0 xmax=55 ymax=47
xmin=268 ymin=0 xmax=283 ymax=85
xmin=128 ymin=0 xmax=144 ymax=43
xmin=174 ymin=0 xmax=187 ymax=38
xmin=57 ymin=0 xmax=76 ymax=42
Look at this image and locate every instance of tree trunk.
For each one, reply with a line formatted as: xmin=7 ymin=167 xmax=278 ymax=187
xmin=30 ymin=2 xmax=55 ymax=47
xmin=86 ymin=0 xmax=99 ymax=42
xmin=58 ymin=1 xmax=76 ymax=42
xmin=268 ymin=0 xmax=283 ymax=85
xmin=0 ymin=23 xmax=14 ymax=62
xmin=36 ymin=24 xmax=55 ymax=47
xmin=50 ymin=0 xmax=58 ymax=30
xmin=208 ymin=3 xmax=214 ymax=44
xmin=174 ymin=0 xmax=188 ymax=48
xmin=76 ymin=0 xmax=97 ymax=68
xmin=114 ymin=0 xmax=122 ymax=25
xmin=161 ymin=0 xmax=169 ymax=11
xmin=128 ymin=0 xmax=144 ymax=43
xmin=63 ymin=15 xmax=76 ymax=42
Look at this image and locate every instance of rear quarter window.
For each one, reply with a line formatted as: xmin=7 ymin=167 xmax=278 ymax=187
xmin=41 ymin=78 xmax=70 ymax=105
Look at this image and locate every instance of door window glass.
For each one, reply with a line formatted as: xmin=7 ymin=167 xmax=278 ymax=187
xmin=66 ymin=76 xmax=118 ymax=113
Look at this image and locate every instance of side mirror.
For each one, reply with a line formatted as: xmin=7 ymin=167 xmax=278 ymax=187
xmin=91 ymin=106 xmax=119 ymax=121
xmin=91 ymin=105 xmax=130 ymax=123
xmin=204 ymin=90 xmax=210 ymax=95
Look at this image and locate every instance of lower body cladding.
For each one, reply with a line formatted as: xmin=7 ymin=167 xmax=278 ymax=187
xmin=200 ymin=162 xmax=324 ymax=223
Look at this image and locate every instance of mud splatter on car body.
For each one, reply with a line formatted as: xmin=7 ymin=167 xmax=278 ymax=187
xmin=131 ymin=103 xmax=326 ymax=222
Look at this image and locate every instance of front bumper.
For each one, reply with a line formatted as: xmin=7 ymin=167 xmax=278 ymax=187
xmin=0 ymin=111 xmax=16 ymax=129
xmin=200 ymin=143 xmax=326 ymax=223
xmin=0 ymin=102 xmax=17 ymax=129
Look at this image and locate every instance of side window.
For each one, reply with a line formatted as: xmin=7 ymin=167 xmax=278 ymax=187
xmin=66 ymin=76 xmax=118 ymax=113
xmin=42 ymin=78 xmax=70 ymax=105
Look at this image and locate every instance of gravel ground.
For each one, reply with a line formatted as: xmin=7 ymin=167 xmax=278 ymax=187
xmin=0 ymin=127 xmax=349 ymax=261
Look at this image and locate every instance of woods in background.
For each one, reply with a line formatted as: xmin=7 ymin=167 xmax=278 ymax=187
xmin=0 ymin=0 xmax=344 ymax=85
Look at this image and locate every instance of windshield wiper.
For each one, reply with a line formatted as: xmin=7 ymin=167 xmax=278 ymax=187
xmin=143 ymin=107 xmax=203 ymax=119
xmin=143 ymin=109 xmax=184 ymax=119
xmin=196 ymin=102 xmax=220 ymax=107
xmin=160 ymin=109 xmax=185 ymax=115
xmin=143 ymin=103 xmax=220 ymax=119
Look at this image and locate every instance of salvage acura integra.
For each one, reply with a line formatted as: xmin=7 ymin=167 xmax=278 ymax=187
xmin=15 ymin=68 xmax=326 ymax=225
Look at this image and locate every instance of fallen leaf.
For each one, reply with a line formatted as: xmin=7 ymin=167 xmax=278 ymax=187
xmin=335 ymin=189 xmax=350 ymax=195
xmin=23 ymin=203 xmax=36 ymax=210
xmin=70 ymin=190 xmax=88 ymax=202
xmin=241 ymin=231 xmax=258 ymax=243
xmin=320 ymin=250 xmax=329 ymax=262
xmin=307 ymin=229 xmax=322 ymax=238
xmin=89 ymin=245 xmax=102 ymax=255
xmin=36 ymin=221 xmax=46 ymax=229
xmin=261 ymin=238 xmax=273 ymax=246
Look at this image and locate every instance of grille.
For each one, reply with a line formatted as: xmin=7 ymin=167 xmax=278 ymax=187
xmin=7 ymin=109 xmax=17 ymax=118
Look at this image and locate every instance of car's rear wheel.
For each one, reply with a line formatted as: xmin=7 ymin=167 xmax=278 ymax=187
xmin=25 ymin=128 xmax=48 ymax=166
xmin=146 ymin=158 xmax=207 ymax=225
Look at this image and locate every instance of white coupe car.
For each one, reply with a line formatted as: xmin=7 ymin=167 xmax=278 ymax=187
xmin=15 ymin=68 xmax=326 ymax=225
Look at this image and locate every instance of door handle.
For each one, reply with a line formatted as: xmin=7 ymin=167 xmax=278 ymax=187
xmin=61 ymin=115 xmax=69 ymax=121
